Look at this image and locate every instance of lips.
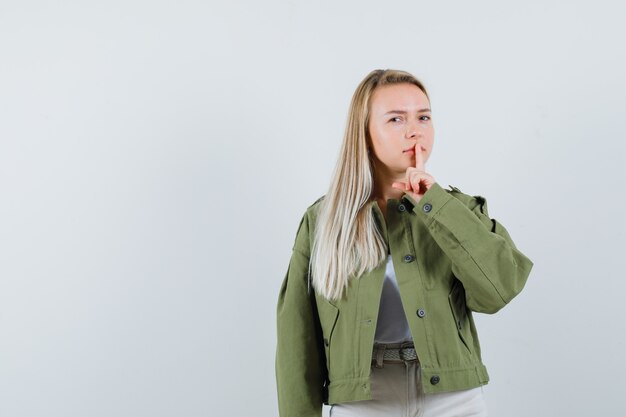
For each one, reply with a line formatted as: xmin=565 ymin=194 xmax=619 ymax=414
xmin=404 ymin=146 xmax=423 ymax=152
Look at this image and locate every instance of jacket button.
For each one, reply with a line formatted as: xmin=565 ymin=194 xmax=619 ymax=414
xmin=398 ymin=204 xmax=406 ymax=212
xmin=324 ymin=338 xmax=329 ymax=347
xmin=423 ymin=203 xmax=432 ymax=213
xmin=430 ymin=375 xmax=440 ymax=385
xmin=416 ymin=309 xmax=426 ymax=318
xmin=403 ymin=254 xmax=415 ymax=263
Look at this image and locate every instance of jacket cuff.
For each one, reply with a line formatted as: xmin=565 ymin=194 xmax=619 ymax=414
xmin=402 ymin=182 xmax=452 ymax=225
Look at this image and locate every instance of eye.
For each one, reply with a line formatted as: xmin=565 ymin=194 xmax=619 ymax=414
xmin=389 ymin=117 xmax=402 ymax=122
xmin=420 ymin=115 xmax=431 ymax=121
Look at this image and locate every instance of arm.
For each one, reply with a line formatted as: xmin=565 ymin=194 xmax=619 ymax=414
xmin=404 ymin=182 xmax=534 ymax=314
xmin=275 ymin=212 xmax=325 ymax=417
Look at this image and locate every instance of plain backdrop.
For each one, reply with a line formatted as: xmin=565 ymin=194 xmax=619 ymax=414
xmin=1 ymin=1 xmax=625 ymax=416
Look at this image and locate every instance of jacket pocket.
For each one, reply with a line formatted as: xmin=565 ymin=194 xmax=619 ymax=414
xmin=448 ymin=280 xmax=473 ymax=355
xmin=316 ymin=300 xmax=340 ymax=371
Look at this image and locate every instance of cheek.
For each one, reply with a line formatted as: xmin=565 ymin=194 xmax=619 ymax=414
xmin=425 ymin=134 xmax=434 ymax=148
xmin=369 ymin=127 xmax=390 ymax=152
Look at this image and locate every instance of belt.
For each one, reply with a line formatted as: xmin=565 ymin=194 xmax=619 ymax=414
xmin=371 ymin=341 xmax=418 ymax=368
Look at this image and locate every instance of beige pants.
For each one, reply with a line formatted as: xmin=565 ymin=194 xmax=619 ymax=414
xmin=330 ymin=361 xmax=488 ymax=417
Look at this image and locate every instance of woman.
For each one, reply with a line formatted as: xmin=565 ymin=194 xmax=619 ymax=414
xmin=275 ymin=69 xmax=534 ymax=417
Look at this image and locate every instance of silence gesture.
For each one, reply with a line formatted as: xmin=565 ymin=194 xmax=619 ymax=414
xmin=391 ymin=143 xmax=436 ymax=203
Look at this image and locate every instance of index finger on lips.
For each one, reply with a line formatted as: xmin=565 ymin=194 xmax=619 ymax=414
xmin=415 ymin=143 xmax=425 ymax=171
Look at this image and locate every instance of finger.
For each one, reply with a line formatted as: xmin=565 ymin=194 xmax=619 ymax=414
xmin=392 ymin=181 xmax=409 ymax=191
xmin=408 ymin=171 xmax=426 ymax=193
xmin=414 ymin=143 xmax=425 ymax=171
xmin=408 ymin=171 xmax=418 ymax=190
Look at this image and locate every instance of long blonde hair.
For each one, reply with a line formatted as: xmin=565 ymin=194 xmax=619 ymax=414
xmin=310 ymin=69 xmax=431 ymax=302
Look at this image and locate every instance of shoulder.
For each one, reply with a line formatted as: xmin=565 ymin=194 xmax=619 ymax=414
xmin=307 ymin=194 xmax=326 ymax=210
xmin=291 ymin=194 xmax=326 ymax=253
xmin=304 ymin=194 xmax=326 ymax=221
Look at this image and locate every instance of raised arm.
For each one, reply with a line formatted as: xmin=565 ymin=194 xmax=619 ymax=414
xmin=404 ymin=182 xmax=534 ymax=313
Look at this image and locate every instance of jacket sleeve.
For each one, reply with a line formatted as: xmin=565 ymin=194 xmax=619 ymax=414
xmin=404 ymin=182 xmax=534 ymax=314
xmin=275 ymin=211 xmax=325 ymax=417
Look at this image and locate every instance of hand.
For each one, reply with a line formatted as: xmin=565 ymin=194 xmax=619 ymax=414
xmin=391 ymin=143 xmax=436 ymax=203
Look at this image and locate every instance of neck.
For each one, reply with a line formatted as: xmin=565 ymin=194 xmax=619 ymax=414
xmin=373 ymin=164 xmax=404 ymax=219
xmin=371 ymin=163 xmax=405 ymax=204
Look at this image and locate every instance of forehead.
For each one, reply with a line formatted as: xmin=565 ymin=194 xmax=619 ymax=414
xmin=370 ymin=83 xmax=429 ymax=114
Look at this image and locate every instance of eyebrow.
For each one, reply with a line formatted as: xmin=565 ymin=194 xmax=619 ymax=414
xmin=384 ymin=108 xmax=431 ymax=115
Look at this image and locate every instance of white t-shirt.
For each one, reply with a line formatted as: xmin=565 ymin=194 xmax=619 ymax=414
xmin=374 ymin=254 xmax=413 ymax=344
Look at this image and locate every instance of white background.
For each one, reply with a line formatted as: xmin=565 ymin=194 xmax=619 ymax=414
xmin=1 ymin=1 xmax=625 ymax=416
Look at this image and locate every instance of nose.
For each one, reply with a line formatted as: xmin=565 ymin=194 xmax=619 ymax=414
xmin=405 ymin=120 xmax=420 ymax=138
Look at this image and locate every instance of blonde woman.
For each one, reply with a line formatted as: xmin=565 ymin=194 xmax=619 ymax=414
xmin=275 ymin=69 xmax=534 ymax=417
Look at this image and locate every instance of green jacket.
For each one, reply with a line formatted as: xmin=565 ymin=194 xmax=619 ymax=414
xmin=275 ymin=182 xmax=534 ymax=417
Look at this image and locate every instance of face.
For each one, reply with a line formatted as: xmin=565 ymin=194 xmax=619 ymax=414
xmin=367 ymin=83 xmax=434 ymax=175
